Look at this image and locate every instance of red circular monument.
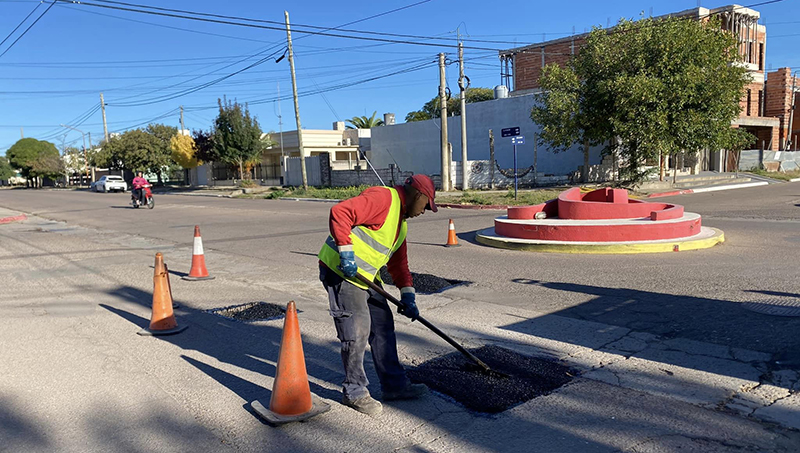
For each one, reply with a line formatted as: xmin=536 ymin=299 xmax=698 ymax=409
xmin=477 ymin=188 xmax=724 ymax=253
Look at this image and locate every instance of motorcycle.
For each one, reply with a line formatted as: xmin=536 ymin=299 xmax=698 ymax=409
xmin=131 ymin=184 xmax=155 ymax=209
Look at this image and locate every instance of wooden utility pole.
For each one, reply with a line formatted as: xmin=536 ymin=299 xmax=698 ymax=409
xmin=458 ymin=41 xmax=468 ymax=191
xmin=180 ymin=105 xmax=186 ymax=132
xmin=285 ymin=11 xmax=308 ymax=190
xmin=438 ymin=53 xmax=450 ymax=191
xmin=100 ymin=93 xmax=109 ymax=143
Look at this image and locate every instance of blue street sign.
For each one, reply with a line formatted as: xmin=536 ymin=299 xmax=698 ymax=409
xmin=511 ymin=135 xmax=525 ymax=145
xmin=501 ymin=127 xmax=520 ymax=138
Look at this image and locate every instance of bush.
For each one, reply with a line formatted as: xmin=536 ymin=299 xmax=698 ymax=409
xmin=238 ymin=179 xmax=258 ymax=188
xmin=263 ymin=190 xmax=286 ymax=199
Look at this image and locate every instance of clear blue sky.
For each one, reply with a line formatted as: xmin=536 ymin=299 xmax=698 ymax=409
xmin=1 ymin=0 xmax=798 ymax=153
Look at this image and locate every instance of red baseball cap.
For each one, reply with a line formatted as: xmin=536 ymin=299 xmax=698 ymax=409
xmin=407 ymin=174 xmax=438 ymax=212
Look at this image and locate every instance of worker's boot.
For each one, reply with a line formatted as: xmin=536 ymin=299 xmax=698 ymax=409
xmin=342 ymin=394 xmax=383 ymax=416
xmin=382 ymin=383 xmax=428 ymax=401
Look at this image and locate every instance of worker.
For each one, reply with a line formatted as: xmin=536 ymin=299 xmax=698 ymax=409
xmin=318 ymin=175 xmax=438 ymax=416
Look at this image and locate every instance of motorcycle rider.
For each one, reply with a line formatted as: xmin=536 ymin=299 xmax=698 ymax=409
xmin=131 ymin=171 xmax=149 ymax=206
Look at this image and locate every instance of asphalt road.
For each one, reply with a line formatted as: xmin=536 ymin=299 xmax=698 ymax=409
xmin=2 ymin=184 xmax=800 ymax=452
xmin=1 ymin=184 xmax=798 ymax=360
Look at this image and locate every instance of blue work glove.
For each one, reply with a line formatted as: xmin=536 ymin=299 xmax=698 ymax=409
xmin=397 ymin=288 xmax=419 ymax=321
xmin=338 ymin=249 xmax=358 ymax=278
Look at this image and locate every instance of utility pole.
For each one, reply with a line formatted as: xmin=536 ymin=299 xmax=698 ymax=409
xmin=438 ymin=53 xmax=450 ymax=191
xmin=87 ymin=132 xmax=95 ymax=181
xmin=489 ymin=129 xmax=495 ymax=189
xmin=785 ymin=72 xmax=797 ymax=151
xmin=180 ymin=105 xmax=186 ymax=132
xmin=61 ymin=124 xmax=88 ymax=187
xmin=100 ymin=93 xmax=109 ymax=143
xmin=458 ymin=41 xmax=468 ymax=191
xmin=285 ymin=11 xmax=308 ymax=190
xmin=20 ymin=127 xmax=23 ymax=139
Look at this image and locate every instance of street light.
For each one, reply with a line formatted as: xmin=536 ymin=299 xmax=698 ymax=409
xmin=60 ymin=124 xmax=89 ymax=187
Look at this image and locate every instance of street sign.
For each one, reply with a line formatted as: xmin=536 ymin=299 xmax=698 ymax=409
xmin=511 ymin=135 xmax=525 ymax=145
xmin=501 ymin=127 xmax=520 ymax=138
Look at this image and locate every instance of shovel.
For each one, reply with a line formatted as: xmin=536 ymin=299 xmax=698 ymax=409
xmin=355 ymin=274 xmax=495 ymax=375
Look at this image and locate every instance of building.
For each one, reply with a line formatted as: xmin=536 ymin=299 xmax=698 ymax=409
xmin=499 ymin=4 xmax=791 ymax=160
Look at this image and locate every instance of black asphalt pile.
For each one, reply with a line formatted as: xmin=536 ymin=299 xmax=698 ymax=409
xmin=407 ymin=345 xmax=575 ymax=413
xmin=379 ymin=267 xmax=462 ymax=294
xmin=207 ymin=302 xmax=286 ymax=322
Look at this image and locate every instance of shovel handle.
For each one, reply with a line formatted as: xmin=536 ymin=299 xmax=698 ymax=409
xmin=355 ymin=274 xmax=492 ymax=374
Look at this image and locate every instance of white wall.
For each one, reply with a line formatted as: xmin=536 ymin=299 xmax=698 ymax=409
xmin=369 ymin=94 xmax=603 ymax=178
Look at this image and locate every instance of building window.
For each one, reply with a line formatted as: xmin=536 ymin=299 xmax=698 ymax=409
xmin=759 ymin=43 xmax=764 ymax=71
xmin=758 ymin=90 xmax=763 ymax=117
xmin=746 ymin=89 xmax=752 ymax=116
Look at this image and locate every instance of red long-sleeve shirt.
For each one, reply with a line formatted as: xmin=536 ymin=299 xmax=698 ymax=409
xmin=326 ymin=186 xmax=412 ymax=289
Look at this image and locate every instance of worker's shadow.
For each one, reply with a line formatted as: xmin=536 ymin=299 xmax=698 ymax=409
xmin=99 ymin=295 xmax=343 ymax=421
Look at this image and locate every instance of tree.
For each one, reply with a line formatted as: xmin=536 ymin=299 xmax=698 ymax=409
xmin=94 ymin=125 xmax=178 ymax=183
xmin=170 ymin=134 xmax=199 ymax=168
xmin=0 ymin=156 xmax=14 ymax=181
xmin=405 ymin=88 xmax=495 ymax=122
xmin=211 ymin=98 xmax=264 ymax=180
xmin=346 ymin=111 xmax=384 ymax=129
xmin=191 ymin=129 xmax=216 ymax=163
xmin=6 ymin=138 xmax=62 ymax=187
xmin=145 ymin=123 xmax=179 ymax=183
xmin=532 ymin=16 xmax=754 ymax=185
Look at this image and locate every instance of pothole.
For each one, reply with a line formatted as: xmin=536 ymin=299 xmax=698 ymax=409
xmin=407 ymin=345 xmax=575 ymax=413
xmin=379 ymin=267 xmax=465 ymax=294
xmin=206 ymin=302 xmax=286 ymax=322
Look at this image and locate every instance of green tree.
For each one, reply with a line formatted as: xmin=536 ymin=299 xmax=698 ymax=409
xmin=94 ymin=125 xmax=178 ymax=183
xmin=346 ymin=111 xmax=384 ymax=129
xmin=405 ymin=88 xmax=495 ymax=122
xmin=6 ymin=138 xmax=62 ymax=187
xmin=0 ymin=156 xmax=15 ymax=181
xmin=191 ymin=129 xmax=216 ymax=163
xmin=211 ymin=98 xmax=265 ymax=180
xmin=145 ymin=123 xmax=179 ymax=183
xmin=532 ymin=16 xmax=754 ymax=185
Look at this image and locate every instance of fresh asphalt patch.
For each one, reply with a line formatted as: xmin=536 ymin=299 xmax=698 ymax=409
xmin=206 ymin=302 xmax=287 ymax=322
xmin=380 ymin=267 xmax=464 ymax=294
xmin=407 ymin=345 xmax=575 ymax=413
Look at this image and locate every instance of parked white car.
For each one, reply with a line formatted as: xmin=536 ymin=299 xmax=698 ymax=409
xmin=92 ymin=175 xmax=127 ymax=193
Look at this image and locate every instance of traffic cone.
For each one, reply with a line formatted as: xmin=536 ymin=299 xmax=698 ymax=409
xmin=445 ymin=219 xmax=460 ymax=247
xmin=251 ymin=301 xmax=330 ymax=426
xmin=138 ymin=263 xmax=188 ymax=336
xmin=164 ymin=263 xmax=180 ymax=309
xmin=182 ymin=225 xmax=215 ymax=281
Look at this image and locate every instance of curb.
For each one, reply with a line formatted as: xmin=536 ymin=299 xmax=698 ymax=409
xmin=437 ymin=203 xmax=509 ymax=210
xmin=476 ymin=226 xmax=725 ymax=254
xmin=279 ymin=197 xmax=341 ymax=203
xmin=790 ymin=178 xmax=800 ymax=183
xmin=646 ymin=181 xmax=769 ymax=198
xmin=0 ymin=214 xmax=27 ymax=225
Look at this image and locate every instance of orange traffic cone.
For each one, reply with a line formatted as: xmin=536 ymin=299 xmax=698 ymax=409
xmin=445 ymin=219 xmax=460 ymax=247
xmin=138 ymin=260 xmax=188 ymax=336
xmin=153 ymin=252 xmax=180 ymax=309
xmin=182 ymin=225 xmax=214 ymax=281
xmin=251 ymin=301 xmax=330 ymax=426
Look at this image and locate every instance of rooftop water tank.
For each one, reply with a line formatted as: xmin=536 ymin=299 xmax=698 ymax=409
xmin=494 ymin=85 xmax=509 ymax=99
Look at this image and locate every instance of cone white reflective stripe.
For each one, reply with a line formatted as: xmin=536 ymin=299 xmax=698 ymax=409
xmin=193 ymin=236 xmax=204 ymax=255
xmin=449 ymin=221 xmax=455 ymax=230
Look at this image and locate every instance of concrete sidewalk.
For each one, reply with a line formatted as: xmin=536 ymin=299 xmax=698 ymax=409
xmin=1 ymin=211 xmax=799 ymax=452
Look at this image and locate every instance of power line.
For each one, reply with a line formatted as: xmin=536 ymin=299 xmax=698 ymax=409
xmin=54 ymin=0 xmax=502 ymax=52
xmin=0 ymin=0 xmax=56 ymax=58
xmin=0 ymin=1 xmax=41 ymax=49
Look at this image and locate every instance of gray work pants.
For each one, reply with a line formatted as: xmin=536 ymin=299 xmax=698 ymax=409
xmin=320 ymin=265 xmax=409 ymax=400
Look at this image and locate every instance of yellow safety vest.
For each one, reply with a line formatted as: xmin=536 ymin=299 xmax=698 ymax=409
xmin=318 ymin=187 xmax=408 ymax=289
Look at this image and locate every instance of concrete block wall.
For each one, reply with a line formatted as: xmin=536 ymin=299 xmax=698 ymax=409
xmin=329 ymin=167 xmax=413 ymax=187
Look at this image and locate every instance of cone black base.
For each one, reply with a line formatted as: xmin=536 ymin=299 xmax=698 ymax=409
xmin=137 ymin=324 xmax=189 ymax=336
xmin=181 ymin=275 xmax=215 ymax=281
xmin=251 ymin=396 xmax=331 ymax=426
